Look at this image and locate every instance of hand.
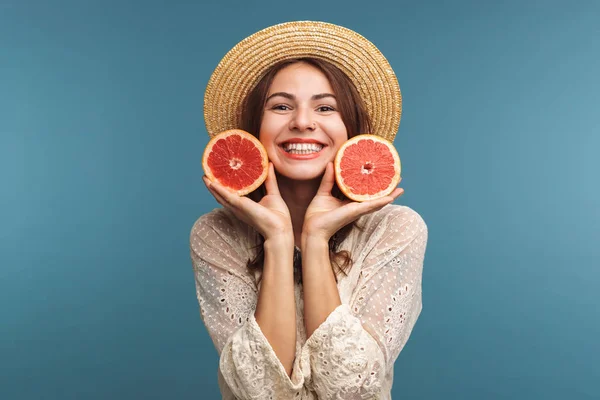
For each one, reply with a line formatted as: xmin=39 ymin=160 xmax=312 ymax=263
xmin=302 ymin=162 xmax=404 ymax=244
xmin=203 ymin=163 xmax=293 ymax=241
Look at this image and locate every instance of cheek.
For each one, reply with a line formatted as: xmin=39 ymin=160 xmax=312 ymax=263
xmin=258 ymin=115 xmax=280 ymax=143
xmin=333 ymin=119 xmax=349 ymax=142
xmin=257 ymin=128 xmax=272 ymax=148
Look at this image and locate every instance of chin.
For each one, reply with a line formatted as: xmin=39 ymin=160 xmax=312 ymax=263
xmin=276 ymin=164 xmax=326 ymax=182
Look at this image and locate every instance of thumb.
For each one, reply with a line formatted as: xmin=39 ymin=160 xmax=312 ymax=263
xmin=263 ymin=163 xmax=280 ymax=196
xmin=316 ymin=162 xmax=336 ymax=196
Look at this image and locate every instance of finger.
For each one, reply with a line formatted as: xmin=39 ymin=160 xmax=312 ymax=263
xmin=211 ymin=189 xmax=229 ymax=207
xmin=363 ymin=196 xmax=392 ymax=213
xmin=327 ymin=187 xmax=403 ymax=231
xmin=208 ymin=177 xmax=271 ymax=220
xmin=206 ymin=178 xmax=244 ymax=209
xmin=208 ymin=188 xmax=257 ymax=227
xmin=316 ymin=162 xmax=335 ymax=196
xmin=203 ymin=176 xmax=222 ymax=201
xmin=390 ymin=187 xmax=405 ymax=200
xmin=352 ymin=192 xmax=398 ymax=218
xmin=203 ymin=176 xmax=273 ymax=233
xmin=264 ymin=163 xmax=280 ymax=196
xmin=204 ymin=179 xmax=229 ymax=207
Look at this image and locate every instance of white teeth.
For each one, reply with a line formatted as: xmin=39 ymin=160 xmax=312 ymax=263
xmin=283 ymin=142 xmax=324 ymax=153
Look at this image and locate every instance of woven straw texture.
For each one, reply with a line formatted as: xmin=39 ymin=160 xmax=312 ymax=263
xmin=204 ymin=21 xmax=402 ymax=142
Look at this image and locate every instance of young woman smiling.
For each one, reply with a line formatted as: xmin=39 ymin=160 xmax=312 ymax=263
xmin=191 ymin=21 xmax=428 ymax=400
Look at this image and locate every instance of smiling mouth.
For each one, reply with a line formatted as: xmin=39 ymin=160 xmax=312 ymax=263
xmin=280 ymin=142 xmax=325 ymax=154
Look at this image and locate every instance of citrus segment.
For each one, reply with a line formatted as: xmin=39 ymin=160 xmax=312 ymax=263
xmin=202 ymin=129 xmax=268 ymax=196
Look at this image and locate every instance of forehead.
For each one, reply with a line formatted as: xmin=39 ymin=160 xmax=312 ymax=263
xmin=268 ymin=62 xmax=333 ymax=92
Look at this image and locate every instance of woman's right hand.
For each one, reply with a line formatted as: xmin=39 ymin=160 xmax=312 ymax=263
xmin=202 ymin=162 xmax=293 ymax=241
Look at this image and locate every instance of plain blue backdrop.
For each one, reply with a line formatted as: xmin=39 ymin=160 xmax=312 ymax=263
xmin=1 ymin=0 xmax=598 ymax=399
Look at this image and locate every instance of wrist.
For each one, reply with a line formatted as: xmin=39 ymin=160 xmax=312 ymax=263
xmin=263 ymin=234 xmax=295 ymax=277
xmin=300 ymin=233 xmax=329 ymax=253
xmin=264 ymin=234 xmax=295 ymax=251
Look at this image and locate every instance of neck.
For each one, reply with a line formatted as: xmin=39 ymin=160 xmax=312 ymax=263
xmin=276 ymin=173 xmax=320 ymax=247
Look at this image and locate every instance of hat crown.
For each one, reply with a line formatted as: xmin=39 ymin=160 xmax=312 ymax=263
xmin=204 ymin=21 xmax=401 ymax=142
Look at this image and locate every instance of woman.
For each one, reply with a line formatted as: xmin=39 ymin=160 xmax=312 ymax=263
xmin=190 ymin=21 xmax=428 ymax=399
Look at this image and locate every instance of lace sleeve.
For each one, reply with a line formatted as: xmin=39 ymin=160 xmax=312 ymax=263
xmin=190 ymin=210 xmax=304 ymax=399
xmin=299 ymin=206 xmax=428 ymax=399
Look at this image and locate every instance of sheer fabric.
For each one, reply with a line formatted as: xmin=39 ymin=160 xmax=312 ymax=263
xmin=189 ymin=204 xmax=428 ymax=399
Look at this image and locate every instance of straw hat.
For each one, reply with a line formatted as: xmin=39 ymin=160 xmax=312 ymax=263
xmin=203 ymin=21 xmax=402 ymax=142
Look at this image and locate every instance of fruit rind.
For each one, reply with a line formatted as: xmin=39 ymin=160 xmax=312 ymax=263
xmin=202 ymin=129 xmax=269 ymax=196
xmin=334 ymin=134 xmax=401 ymax=202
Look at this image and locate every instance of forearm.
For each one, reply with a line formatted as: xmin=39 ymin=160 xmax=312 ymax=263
xmin=300 ymin=236 xmax=342 ymax=338
xmin=254 ymin=236 xmax=297 ymax=376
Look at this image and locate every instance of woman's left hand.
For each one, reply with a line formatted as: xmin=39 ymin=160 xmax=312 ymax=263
xmin=302 ymin=162 xmax=404 ymax=244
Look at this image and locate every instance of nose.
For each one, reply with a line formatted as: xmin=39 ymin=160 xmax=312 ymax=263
xmin=289 ymin=107 xmax=316 ymax=132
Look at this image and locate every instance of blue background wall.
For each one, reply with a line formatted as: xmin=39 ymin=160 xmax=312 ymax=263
xmin=2 ymin=0 xmax=598 ymax=398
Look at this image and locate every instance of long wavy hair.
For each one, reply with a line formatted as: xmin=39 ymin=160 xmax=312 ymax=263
xmin=240 ymin=57 xmax=371 ymax=284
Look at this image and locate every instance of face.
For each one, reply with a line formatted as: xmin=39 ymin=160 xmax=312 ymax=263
xmin=259 ymin=62 xmax=348 ymax=181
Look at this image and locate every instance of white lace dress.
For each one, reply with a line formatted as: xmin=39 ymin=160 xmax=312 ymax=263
xmin=189 ymin=204 xmax=428 ymax=400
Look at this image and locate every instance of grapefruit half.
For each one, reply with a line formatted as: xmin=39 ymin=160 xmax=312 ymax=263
xmin=202 ymin=129 xmax=269 ymax=196
xmin=334 ymin=134 xmax=401 ymax=202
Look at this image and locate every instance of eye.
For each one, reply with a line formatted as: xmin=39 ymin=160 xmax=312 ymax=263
xmin=271 ymin=104 xmax=291 ymax=111
xmin=317 ymin=105 xmax=336 ymax=112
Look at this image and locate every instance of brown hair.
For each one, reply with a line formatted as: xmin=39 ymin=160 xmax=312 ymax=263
xmin=241 ymin=57 xmax=370 ymax=284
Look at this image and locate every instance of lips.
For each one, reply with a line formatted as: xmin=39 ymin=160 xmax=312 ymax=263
xmin=278 ymin=138 xmax=327 ymax=146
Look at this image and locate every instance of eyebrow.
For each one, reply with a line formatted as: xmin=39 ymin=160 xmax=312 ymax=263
xmin=265 ymin=92 xmax=337 ymax=102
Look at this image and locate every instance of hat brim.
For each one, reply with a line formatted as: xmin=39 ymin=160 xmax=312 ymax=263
xmin=203 ymin=21 xmax=402 ymax=142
